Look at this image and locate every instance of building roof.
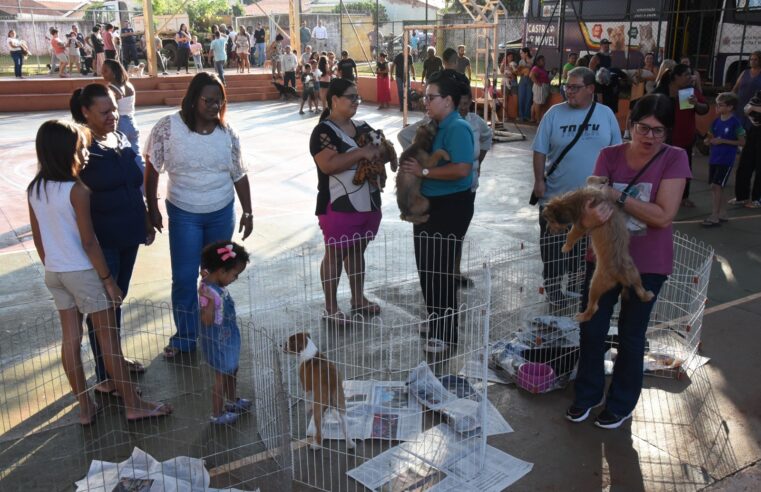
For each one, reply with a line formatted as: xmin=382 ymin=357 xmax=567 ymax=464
xmin=245 ymin=0 xmax=312 ymax=16
xmin=0 ymin=0 xmax=65 ymax=16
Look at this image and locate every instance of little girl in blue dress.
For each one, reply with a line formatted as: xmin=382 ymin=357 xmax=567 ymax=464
xmin=198 ymin=240 xmax=251 ymax=425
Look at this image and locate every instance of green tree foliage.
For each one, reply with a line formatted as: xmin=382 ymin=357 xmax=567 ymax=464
xmin=332 ymin=1 xmax=389 ymax=24
xmin=153 ymin=0 xmax=230 ymax=31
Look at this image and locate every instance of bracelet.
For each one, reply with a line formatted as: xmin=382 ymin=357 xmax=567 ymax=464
xmin=242 ymin=212 xmax=253 ymax=220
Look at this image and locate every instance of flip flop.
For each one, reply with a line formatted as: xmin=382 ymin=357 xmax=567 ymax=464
xmin=127 ymin=403 xmax=173 ymax=423
xmin=718 ymin=217 xmax=729 ymax=223
xmin=94 ymin=384 xmax=143 ymax=398
xmin=321 ymin=310 xmax=349 ymax=327
xmin=125 ymin=358 xmax=146 ymax=374
xmin=701 ymin=218 xmax=721 ymax=228
xmin=350 ymin=302 xmax=381 ymax=316
xmin=80 ymin=402 xmax=102 ymax=426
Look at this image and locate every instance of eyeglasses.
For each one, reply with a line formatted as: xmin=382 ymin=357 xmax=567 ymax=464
xmin=423 ymin=94 xmax=444 ymax=102
xmin=341 ymin=94 xmax=361 ymax=103
xmin=200 ymin=96 xmax=225 ymax=107
xmin=565 ymin=84 xmax=591 ymax=93
xmin=633 ymin=122 xmax=667 ymax=139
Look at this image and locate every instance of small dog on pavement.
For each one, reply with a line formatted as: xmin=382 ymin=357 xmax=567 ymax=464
xmin=283 ymin=332 xmax=355 ymax=450
xmin=541 ymin=176 xmax=654 ymax=322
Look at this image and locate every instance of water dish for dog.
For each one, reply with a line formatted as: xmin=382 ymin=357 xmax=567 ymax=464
xmin=517 ymin=362 xmax=555 ymax=393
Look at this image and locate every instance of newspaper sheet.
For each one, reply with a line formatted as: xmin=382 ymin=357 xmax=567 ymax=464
xmin=346 ymin=425 xmax=533 ymax=491
xmin=74 ymin=447 xmax=248 ymax=492
xmin=307 ymin=380 xmax=423 ymax=441
xmin=407 ymin=362 xmax=513 ymax=436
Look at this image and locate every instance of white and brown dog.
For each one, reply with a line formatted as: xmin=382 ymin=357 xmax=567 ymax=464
xmin=283 ymin=332 xmax=355 ymax=450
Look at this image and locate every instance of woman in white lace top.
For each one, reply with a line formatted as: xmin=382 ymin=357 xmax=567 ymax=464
xmin=144 ymin=72 xmax=253 ymax=359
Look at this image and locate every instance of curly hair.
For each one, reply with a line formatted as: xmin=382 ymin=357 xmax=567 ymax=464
xmin=201 ymin=240 xmax=250 ymax=273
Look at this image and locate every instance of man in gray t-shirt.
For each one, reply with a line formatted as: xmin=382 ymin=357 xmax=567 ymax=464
xmin=531 ymin=66 xmax=622 ymax=306
xmin=455 ymin=45 xmax=471 ymax=80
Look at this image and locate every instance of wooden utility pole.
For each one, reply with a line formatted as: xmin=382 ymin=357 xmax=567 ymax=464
xmin=142 ymin=0 xmax=157 ymax=77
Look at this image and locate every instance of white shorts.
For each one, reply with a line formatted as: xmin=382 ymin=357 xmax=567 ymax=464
xmin=45 ymin=269 xmax=111 ymax=313
xmin=55 ymin=52 xmax=69 ymax=63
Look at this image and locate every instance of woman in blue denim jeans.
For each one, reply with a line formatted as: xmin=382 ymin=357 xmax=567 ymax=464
xmin=145 ymin=72 xmax=253 ymax=359
xmin=566 ymin=94 xmax=691 ymax=429
xmin=70 ymin=83 xmax=155 ymax=393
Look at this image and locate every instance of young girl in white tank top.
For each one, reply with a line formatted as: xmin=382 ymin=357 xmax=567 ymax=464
xmin=28 ymin=120 xmax=172 ymax=425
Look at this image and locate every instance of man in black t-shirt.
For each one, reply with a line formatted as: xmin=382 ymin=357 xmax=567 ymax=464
xmin=254 ymin=22 xmax=266 ymax=67
xmin=391 ymin=48 xmax=415 ymax=111
xmin=120 ymin=20 xmax=138 ymax=66
xmin=337 ymin=50 xmax=357 ymax=81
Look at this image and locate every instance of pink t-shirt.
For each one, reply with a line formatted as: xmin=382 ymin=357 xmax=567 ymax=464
xmin=530 ymin=65 xmax=550 ymax=85
xmin=593 ymin=143 xmax=692 ymax=275
xmin=103 ymin=30 xmax=114 ymax=50
xmin=51 ymin=36 xmax=65 ymax=55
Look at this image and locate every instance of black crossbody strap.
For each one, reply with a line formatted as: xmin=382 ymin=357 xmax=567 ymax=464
xmin=622 ymin=146 xmax=668 ymax=194
xmin=545 ymin=101 xmax=597 ymax=179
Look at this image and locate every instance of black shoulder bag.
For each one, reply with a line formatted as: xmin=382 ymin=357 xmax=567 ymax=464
xmin=529 ymin=101 xmax=597 ymax=205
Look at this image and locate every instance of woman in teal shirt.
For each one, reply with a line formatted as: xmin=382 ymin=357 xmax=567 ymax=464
xmin=400 ymin=69 xmax=475 ymax=354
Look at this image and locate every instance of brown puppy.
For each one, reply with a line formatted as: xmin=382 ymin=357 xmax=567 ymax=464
xmin=283 ymin=332 xmax=354 ymax=450
xmin=353 ymin=129 xmax=398 ymax=190
xmin=397 ymin=122 xmax=450 ymax=224
xmin=542 ymin=176 xmax=654 ymax=322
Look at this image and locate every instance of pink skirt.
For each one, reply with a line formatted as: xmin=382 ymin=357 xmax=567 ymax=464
xmin=318 ymin=202 xmax=382 ymax=248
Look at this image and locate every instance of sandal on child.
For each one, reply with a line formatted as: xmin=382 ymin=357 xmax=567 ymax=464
xmin=162 ymin=346 xmax=181 ymax=359
xmin=225 ymin=398 xmax=253 ymax=414
xmin=125 ymin=358 xmax=146 ymax=374
xmin=701 ymin=218 xmax=721 ymax=227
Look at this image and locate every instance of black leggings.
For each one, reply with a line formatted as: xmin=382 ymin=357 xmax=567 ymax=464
xmin=736 ymin=125 xmax=761 ymax=202
xmin=413 ymin=190 xmax=474 ymax=344
xmin=176 ymin=45 xmax=190 ymax=72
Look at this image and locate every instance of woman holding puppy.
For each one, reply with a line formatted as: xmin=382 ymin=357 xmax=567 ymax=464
xmin=309 ymin=78 xmax=384 ymax=326
xmin=567 ymin=94 xmax=690 ymax=429
xmin=399 ymin=69 xmax=475 ymax=354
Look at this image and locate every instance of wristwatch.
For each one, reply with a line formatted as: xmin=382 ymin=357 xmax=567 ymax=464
xmin=242 ymin=212 xmax=253 ymax=220
xmin=422 ymin=168 xmax=430 ymax=177
xmin=616 ymin=191 xmax=628 ymax=207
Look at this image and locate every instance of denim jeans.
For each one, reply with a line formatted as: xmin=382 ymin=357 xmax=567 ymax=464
xmin=117 ymin=115 xmax=145 ymax=177
xmin=166 ymin=199 xmax=235 ymax=352
xmin=395 ymin=77 xmax=409 ymax=110
xmin=518 ymin=76 xmax=533 ymax=120
xmin=256 ymin=42 xmax=266 ymax=66
xmin=573 ymin=261 xmax=667 ymax=416
xmin=11 ymin=50 xmax=23 ymax=77
xmin=86 ymin=244 xmax=140 ymax=382
xmin=214 ymin=60 xmax=225 ymax=84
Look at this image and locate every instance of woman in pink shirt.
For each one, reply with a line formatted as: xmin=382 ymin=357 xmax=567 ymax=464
xmin=529 ymin=54 xmax=550 ymax=122
xmin=566 ymin=94 xmax=691 ymax=429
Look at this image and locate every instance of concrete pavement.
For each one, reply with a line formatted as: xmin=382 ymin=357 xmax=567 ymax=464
xmin=0 ymin=100 xmax=759 ymax=490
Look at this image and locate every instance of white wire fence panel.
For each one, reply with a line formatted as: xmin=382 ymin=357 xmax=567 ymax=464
xmin=0 ymin=301 xmax=291 ymax=491
xmin=488 ymin=231 xmax=714 ymax=391
xmin=247 ymin=233 xmax=492 ymax=492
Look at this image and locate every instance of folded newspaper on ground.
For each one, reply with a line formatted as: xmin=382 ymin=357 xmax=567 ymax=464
xmin=307 ymin=380 xmax=423 ymax=441
xmin=346 ymin=424 xmax=533 ymax=491
xmin=406 ymin=362 xmax=513 ymax=436
xmin=74 ymin=447 xmax=249 ymax=492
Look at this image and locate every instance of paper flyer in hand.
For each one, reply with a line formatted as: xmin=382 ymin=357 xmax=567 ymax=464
xmin=678 ymin=87 xmax=695 ymax=110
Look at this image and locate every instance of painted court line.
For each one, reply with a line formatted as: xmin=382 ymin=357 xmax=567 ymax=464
xmin=704 ymin=291 xmax=761 ymax=316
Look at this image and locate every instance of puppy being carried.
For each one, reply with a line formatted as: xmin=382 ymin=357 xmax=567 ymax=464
xmin=397 ymin=121 xmax=450 ymax=224
xmin=352 ymin=129 xmax=398 ymax=190
xmin=542 ymin=176 xmax=654 ymax=322
xmin=283 ymin=332 xmax=355 ymax=450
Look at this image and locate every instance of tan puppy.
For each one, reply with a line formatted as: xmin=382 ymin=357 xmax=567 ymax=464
xmin=397 ymin=122 xmax=450 ymax=224
xmin=353 ymin=129 xmax=399 ymax=190
xmin=283 ymin=332 xmax=355 ymax=450
xmin=127 ymin=62 xmax=145 ymax=78
xmin=541 ymin=176 xmax=654 ymax=322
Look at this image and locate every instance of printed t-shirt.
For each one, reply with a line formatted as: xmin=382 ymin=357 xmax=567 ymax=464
xmin=309 ymin=120 xmax=381 ymax=214
xmin=337 ymin=58 xmax=357 ymax=80
xmin=593 ymin=143 xmax=692 ymax=275
xmin=709 ymin=115 xmax=745 ymax=166
xmin=531 ymin=101 xmax=622 ymax=201
xmin=421 ymin=110 xmax=474 ymax=197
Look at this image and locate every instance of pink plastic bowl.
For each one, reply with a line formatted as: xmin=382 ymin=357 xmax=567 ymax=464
xmin=517 ymin=362 xmax=555 ymax=393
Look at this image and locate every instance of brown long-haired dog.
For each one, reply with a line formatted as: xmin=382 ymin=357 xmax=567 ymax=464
xmin=352 ymin=129 xmax=398 ymax=190
xmin=397 ymin=122 xmax=450 ymax=224
xmin=283 ymin=332 xmax=355 ymax=450
xmin=542 ymin=176 xmax=654 ymax=322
